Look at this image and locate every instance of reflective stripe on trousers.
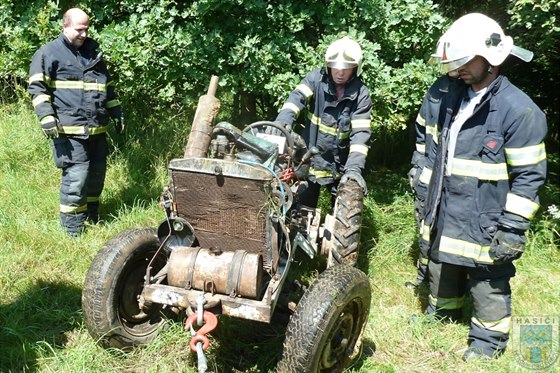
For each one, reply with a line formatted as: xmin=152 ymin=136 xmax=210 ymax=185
xmin=427 ymin=260 xmax=515 ymax=355
xmin=51 ymin=135 xmax=107 ymax=233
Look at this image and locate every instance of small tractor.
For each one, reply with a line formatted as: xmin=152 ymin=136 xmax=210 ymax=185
xmin=82 ymin=77 xmax=371 ymax=372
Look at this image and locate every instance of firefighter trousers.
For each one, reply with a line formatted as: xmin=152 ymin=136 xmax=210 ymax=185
xmin=296 ymin=180 xmax=339 ymax=209
xmin=51 ymin=134 xmax=107 ymax=234
xmin=426 ymin=260 xmax=515 ymax=357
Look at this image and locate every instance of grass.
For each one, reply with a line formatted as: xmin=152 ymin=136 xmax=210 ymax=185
xmin=1 ymin=101 xmax=559 ymax=373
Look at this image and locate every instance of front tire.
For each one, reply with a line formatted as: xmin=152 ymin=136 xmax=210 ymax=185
xmin=277 ymin=265 xmax=371 ymax=373
xmin=82 ymin=228 xmax=173 ymax=349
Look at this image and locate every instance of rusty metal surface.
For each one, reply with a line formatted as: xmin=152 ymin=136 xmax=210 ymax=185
xmin=141 ymin=284 xmax=273 ymax=323
xmin=167 ymin=247 xmax=263 ymax=299
xmin=169 ymin=157 xmax=272 ymax=180
xmin=183 ymin=76 xmax=220 ymax=158
xmin=171 ymin=161 xmax=272 ymax=267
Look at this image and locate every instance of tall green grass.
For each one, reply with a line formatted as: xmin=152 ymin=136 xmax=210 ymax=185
xmin=1 ymin=102 xmax=558 ymax=372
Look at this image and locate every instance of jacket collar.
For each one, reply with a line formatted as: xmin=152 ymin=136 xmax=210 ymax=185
xmin=59 ymin=33 xmax=99 ymax=55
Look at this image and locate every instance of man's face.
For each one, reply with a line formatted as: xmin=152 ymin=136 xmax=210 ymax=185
xmin=63 ymin=15 xmax=89 ymax=48
xmin=457 ymin=56 xmax=495 ymax=91
xmin=330 ymin=68 xmax=355 ymax=86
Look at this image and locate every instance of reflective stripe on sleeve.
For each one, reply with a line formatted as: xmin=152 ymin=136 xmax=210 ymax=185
xmin=426 ymin=124 xmax=437 ymax=138
xmin=416 ymin=114 xmax=426 ymax=127
xmin=416 ymin=143 xmax=426 ymax=153
xmin=32 ymin=94 xmax=51 ymax=107
xmin=296 ymin=83 xmax=314 ymax=98
xmin=420 ymin=221 xmax=431 ymax=242
xmin=505 ymin=143 xmax=546 ymax=166
xmin=351 ymin=118 xmax=371 ymax=129
xmin=280 ymin=102 xmax=300 ymax=116
xmin=349 ymin=144 xmax=368 ymax=155
xmin=505 ymin=193 xmax=539 ymax=220
xmin=419 ymin=167 xmax=432 ymax=185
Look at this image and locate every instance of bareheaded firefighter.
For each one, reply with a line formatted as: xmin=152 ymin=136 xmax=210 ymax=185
xmin=415 ymin=13 xmax=547 ymax=361
xmin=269 ymin=36 xmax=372 ymax=264
xmin=28 ymin=8 xmax=123 ymax=236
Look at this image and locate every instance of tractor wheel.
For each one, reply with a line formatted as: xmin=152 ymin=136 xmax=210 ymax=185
xmin=82 ymin=228 xmax=174 ymax=349
xmin=276 ymin=265 xmax=371 ymax=373
xmin=331 ymin=179 xmax=364 ymax=266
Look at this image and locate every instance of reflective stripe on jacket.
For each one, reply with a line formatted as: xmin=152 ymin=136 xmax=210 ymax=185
xmin=276 ymin=68 xmax=372 ymax=184
xmin=411 ymin=75 xmax=458 ymax=200
xmin=420 ymin=75 xmax=547 ymax=267
xmin=28 ymin=34 xmax=121 ymax=137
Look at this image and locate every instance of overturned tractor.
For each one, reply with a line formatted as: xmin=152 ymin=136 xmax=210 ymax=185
xmin=81 ymin=77 xmax=371 ymax=373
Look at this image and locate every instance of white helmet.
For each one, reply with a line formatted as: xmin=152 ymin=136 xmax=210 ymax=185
xmin=438 ymin=13 xmax=533 ymax=73
xmin=429 ymin=30 xmax=451 ymax=63
xmin=325 ymin=36 xmax=363 ymax=76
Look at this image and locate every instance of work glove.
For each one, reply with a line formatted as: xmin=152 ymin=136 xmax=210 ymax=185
xmin=113 ymin=115 xmax=125 ymax=134
xmin=340 ymin=168 xmax=367 ymax=196
xmin=265 ymin=120 xmax=291 ymax=136
xmin=489 ymin=226 xmax=526 ymax=265
xmin=41 ymin=118 xmax=62 ymax=139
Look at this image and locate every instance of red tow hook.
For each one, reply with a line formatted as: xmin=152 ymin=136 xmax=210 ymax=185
xmin=184 ymin=311 xmax=218 ymax=352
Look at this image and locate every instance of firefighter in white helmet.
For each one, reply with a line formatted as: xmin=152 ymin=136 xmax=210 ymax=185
xmin=271 ymin=36 xmax=372 ymax=265
xmin=417 ymin=13 xmax=547 ymax=360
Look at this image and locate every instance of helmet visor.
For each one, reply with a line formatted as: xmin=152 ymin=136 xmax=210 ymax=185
xmin=326 ymin=51 xmax=359 ymax=69
xmin=440 ymin=55 xmax=475 ymax=73
xmin=511 ymin=45 xmax=533 ymax=62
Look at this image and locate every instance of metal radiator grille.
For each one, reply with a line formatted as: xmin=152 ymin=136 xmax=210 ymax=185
xmin=172 ymin=169 xmax=270 ymax=265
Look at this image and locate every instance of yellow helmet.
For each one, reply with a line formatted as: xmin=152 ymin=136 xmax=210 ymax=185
xmin=325 ymin=36 xmax=363 ymax=76
xmin=438 ymin=13 xmax=533 ymax=73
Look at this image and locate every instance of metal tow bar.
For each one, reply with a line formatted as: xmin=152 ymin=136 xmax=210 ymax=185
xmin=185 ymin=296 xmax=218 ymax=373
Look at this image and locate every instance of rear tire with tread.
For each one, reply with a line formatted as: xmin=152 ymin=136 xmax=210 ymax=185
xmin=332 ymin=180 xmax=364 ymax=266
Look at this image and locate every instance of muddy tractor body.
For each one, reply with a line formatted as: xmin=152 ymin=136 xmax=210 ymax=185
xmin=82 ymin=80 xmax=371 ymax=372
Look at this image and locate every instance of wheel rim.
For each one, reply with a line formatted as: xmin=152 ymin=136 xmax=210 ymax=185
xmin=319 ymin=299 xmax=363 ymax=371
xmin=116 ymin=249 xmax=167 ymax=337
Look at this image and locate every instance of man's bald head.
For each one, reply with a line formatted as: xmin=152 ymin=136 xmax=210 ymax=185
xmin=62 ymin=8 xmax=89 ymax=48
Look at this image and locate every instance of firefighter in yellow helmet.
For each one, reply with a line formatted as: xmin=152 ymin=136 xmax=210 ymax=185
xmin=271 ymin=36 xmax=373 ymax=265
xmin=417 ymin=13 xmax=547 ymax=360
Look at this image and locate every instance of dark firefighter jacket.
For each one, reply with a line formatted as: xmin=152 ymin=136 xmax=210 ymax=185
xmin=276 ymin=67 xmax=372 ymax=185
xmin=410 ymin=75 xmax=458 ymax=201
xmin=419 ymin=75 xmax=547 ymax=267
xmin=28 ymin=34 xmax=121 ymax=137
xmin=411 ymin=76 xmax=456 ymax=176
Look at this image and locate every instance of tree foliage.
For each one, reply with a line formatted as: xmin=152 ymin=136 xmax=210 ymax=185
xmin=1 ymin=0 xmax=558 ymax=155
